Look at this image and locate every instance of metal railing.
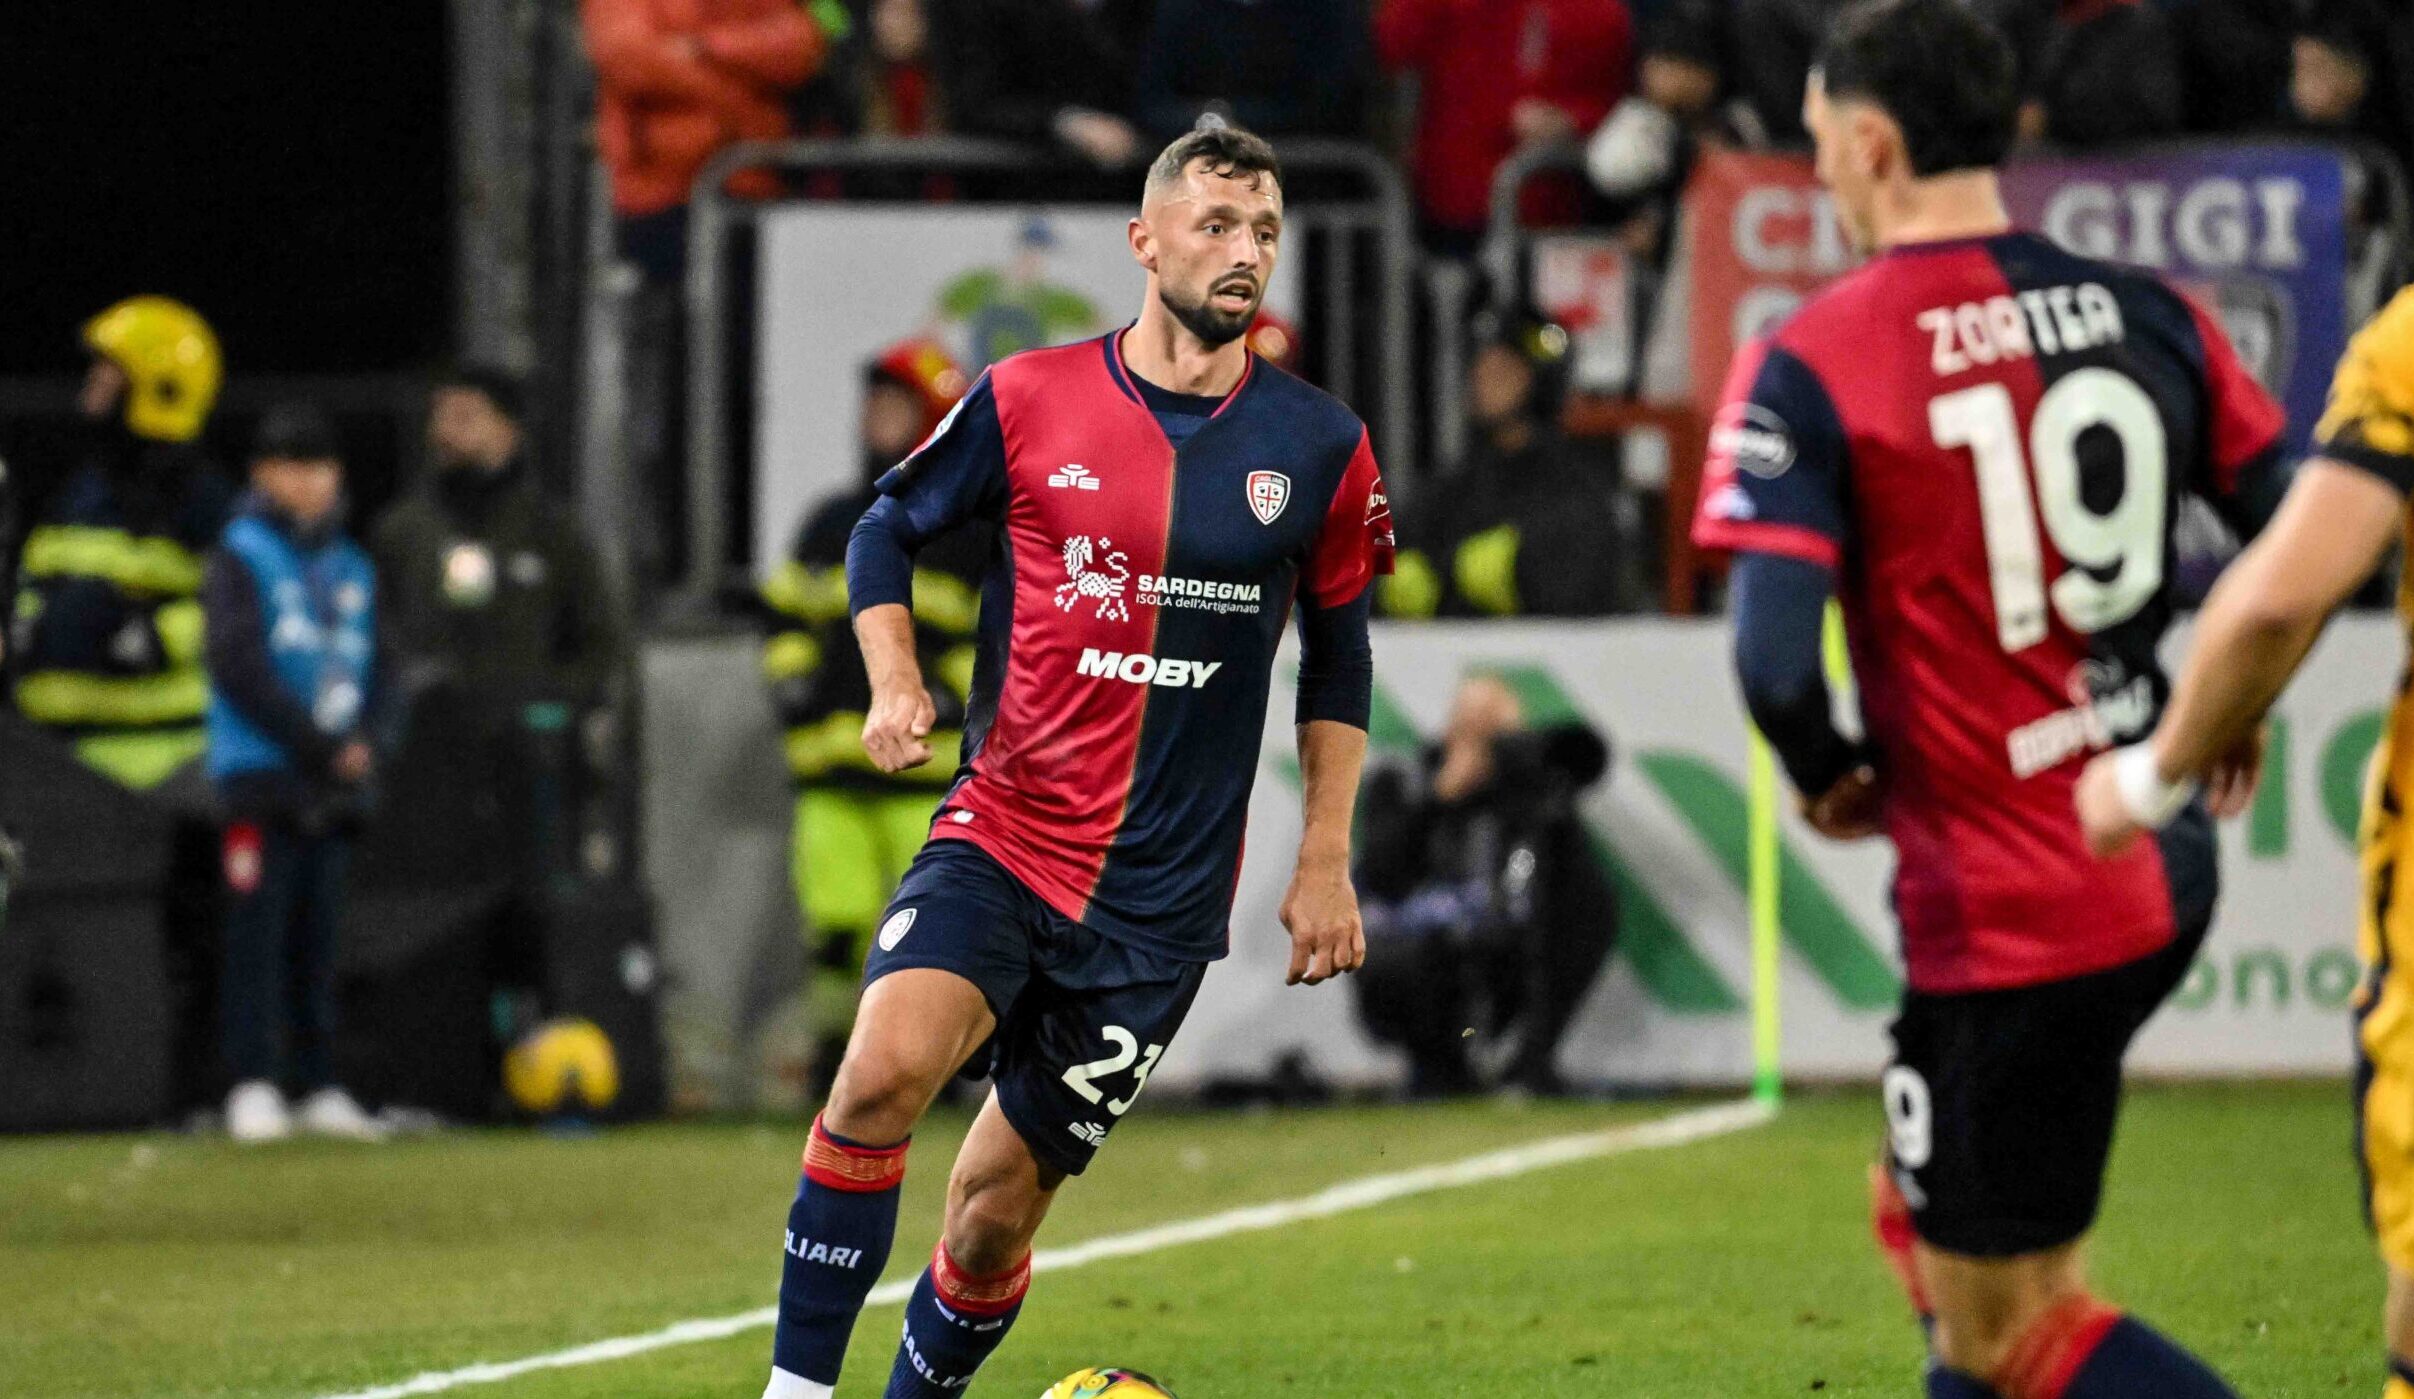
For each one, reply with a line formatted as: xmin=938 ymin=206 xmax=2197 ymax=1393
xmin=672 ymin=136 xmax=1419 ymax=614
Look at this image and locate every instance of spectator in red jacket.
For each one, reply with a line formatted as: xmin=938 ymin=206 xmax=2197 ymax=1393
xmin=1376 ymin=0 xmax=1635 ymax=255
xmin=582 ymin=0 xmax=829 ymax=283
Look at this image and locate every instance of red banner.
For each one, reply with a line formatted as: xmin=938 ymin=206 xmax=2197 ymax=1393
xmin=1679 ymin=149 xmax=1851 ymax=420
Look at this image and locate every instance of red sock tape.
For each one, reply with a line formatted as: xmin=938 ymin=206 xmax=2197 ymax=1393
xmin=931 ymin=1240 xmax=1030 ymax=1316
xmin=801 ymin=1114 xmax=908 ymax=1193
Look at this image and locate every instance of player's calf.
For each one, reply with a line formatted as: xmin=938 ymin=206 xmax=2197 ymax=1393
xmin=764 ymin=970 xmax=996 ymax=1399
xmin=884 ymin=1102 xmax=1061 ymax=1397
xmin=1924 ymin=1253 xmax=2236 ymax=1399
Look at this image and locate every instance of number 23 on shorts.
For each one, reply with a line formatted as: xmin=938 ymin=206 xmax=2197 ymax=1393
xmin=1061 ymin=1026 xmax=1165 ymax=1117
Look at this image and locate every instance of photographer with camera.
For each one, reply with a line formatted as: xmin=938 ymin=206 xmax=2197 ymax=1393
xmin=1351 ymin=674 xmax=1617 ymax=1098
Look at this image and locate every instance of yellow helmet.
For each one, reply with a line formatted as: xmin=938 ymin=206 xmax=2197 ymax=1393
xmin=82 ymin=296 xmax=222 ymax=443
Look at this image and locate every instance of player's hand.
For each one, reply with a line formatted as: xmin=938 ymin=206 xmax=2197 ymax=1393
xmin=1054 ymin=108 xmax=1141 ymax=167
xmin=1280 ymin=857 xmax=1364 ymax=987
xmin=2073 ymin=751 xmax=2145 ymax=858
xmin=1510 ymin=99 xmax=1578 ymax=148
xmin=1801 ymin=764 xmax=1882 ymax=841
xmin=2203 ymin=727 xmax=2266 ymax=821
xmin=862 ymin=684 xmax=937 ymax=772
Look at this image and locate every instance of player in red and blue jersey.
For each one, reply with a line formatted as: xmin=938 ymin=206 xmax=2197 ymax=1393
xmin=758 ymin=122 xmax=1393 ymax=1399
xmin=1690 ymin=4 xmax=2286 ymax=1397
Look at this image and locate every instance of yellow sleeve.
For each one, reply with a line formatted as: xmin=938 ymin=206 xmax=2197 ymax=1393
xmin=2317 ymin=287 xmax=2414 ymax=492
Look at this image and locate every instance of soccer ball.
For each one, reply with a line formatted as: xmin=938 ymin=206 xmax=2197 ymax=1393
xmin=503 ymin=1017 xmax=620 ymax=1115
xmin=1041 ymin=1367 xmax=1177 ymax=1399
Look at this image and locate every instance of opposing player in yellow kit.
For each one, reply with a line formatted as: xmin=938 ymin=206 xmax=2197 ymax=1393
xmin=2077 ymin=286 xmax=2414 ymax=1398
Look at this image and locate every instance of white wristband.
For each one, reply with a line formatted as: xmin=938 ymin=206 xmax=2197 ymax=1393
xmin=2111 ymin=743 xmax=2197 ymax=829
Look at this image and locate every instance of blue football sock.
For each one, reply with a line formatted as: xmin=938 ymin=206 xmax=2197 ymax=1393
xmin=2052 ymin=1317 xmax=2237 ymax=1398
xmin=1926 ymin=1364 xmax=2000 ymax=1398
xmin=883 ymin=1242 xmax=1031 ymax=1398
xmin=767 ymin=1116 xmax=909 ymax=1388
xmin=1993 ymin=1301 xmax=2237 ymax=1399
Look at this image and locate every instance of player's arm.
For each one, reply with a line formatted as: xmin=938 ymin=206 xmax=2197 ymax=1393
xmin=1282 ymin=434 xmax=1395 ymax=987
xmin=1286 ymin=588 xmax=1376 ymax=986
xmin=2080 ymin=289 xmax=2414 ymax=853
xmin=846 ymin=376 xmax=1005 ymax=773
xmin=1690 ymin=338 xmax=1871 ymax=836
xmin=1730 ymin=552 xmax=1877 ymax=839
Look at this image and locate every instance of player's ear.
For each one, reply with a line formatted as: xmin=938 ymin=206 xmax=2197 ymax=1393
xmin=1128 ymin=215 xmax=1158 ymax=273
xmin=1850 ymin=107 xmax=1895 ymax=183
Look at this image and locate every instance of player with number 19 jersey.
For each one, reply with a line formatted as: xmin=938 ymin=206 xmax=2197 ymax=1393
xmin=1693 ymin=230 xmax=2286 ymax=995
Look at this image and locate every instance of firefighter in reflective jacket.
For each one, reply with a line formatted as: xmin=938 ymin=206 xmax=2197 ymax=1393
xmin=759 ymin=340 xmax=987 ymax=1091
xmin=12 ymin=297 xmax=234 ymax=789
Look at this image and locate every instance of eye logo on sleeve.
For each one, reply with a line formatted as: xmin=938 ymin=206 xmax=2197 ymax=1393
xmin=877 ymin=907 xmax=918 ymax=951
xmin=1246 ymin=470 xmax=1290 ymax=525
xmin=1711 ymin=403 xmax=1797 ymax=479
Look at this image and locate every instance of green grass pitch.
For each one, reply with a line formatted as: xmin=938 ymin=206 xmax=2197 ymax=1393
xmin=0 ymin=1083 xmax=2374 ymax=1398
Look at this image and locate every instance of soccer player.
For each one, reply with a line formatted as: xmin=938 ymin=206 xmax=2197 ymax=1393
xmin=758 ymin=120 xmax=1393 ymax=1399
xmin=2076 ymin=288 xmax=2414 ymax=1397
xmin=1690 ymin=2 xmax=2288 ymax=1395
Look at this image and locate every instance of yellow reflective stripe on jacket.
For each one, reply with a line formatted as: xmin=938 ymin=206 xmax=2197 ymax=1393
xmin=15 ymin=665 xmax=210 ymax=728
xmin=762 ymin=560 xmax=851 ymax=624
xmin=20 ymin=525 xmax=205 ymax=596
xmin=785 ymin=710 xmax=961 ymax=784
xmin=1379 ymin=548 xmax=1442 ymax=619
xmin=73 ymin=727 xmax=208 ymax=790
xmin=1454 ymin=525 xmax=1523 ymax=616
xmin=934 ymin=644 xmax=978 ymax=704
xmin=155 ymin=598 xmax=205 ymax=666
xmin=913 ymin=569 xmax=981 ymax=635
xmin=761 ymin=630 xmax=824 ymax=683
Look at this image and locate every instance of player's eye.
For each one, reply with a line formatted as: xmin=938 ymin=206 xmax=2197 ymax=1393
xmin=1204 ymin=222 xmax=1226 ymax=236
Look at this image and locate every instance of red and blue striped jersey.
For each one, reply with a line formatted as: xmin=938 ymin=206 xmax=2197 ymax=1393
xmin=1692 ymin=231 xmax=2285 ymax=994
xmin=852 ymin=331 xmax=1393 ymax=961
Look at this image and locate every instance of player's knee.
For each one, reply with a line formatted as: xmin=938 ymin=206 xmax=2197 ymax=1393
xmin=823 ymin=1044 xmax=944 ymax=1143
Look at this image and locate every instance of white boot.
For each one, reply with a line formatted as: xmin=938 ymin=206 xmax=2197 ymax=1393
xmin=761 ymin=1368 xmax=834 ymax=1399
xmin=225 ymin=1080 xmax=292 ymax=1144
xmin=295 ymin=1086 xmax=389 ymax=1141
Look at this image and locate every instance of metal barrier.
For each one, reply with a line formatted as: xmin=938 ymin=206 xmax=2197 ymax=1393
xmin=673 ymin=137 xmax=1419 ymax=614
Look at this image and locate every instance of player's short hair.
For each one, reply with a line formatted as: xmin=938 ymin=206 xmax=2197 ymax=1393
xmin=1144 ymin=119 xmax=1282 ymax=204
xmin=1814 ymin=0 xmax=2019 ymax=178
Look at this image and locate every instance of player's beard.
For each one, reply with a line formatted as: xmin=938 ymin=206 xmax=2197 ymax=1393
xmin=1161 ymin=275 xmax=1260 ymax=348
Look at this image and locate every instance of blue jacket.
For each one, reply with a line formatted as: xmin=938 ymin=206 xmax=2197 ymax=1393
xmin=203 ymin=495 xmax=379 ymax=783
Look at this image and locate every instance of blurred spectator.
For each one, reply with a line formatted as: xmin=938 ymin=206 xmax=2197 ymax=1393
xmin=1724 ymin=0 xmax=1851 ymax=148
xmin=932 ymin=0 xmax=1149 ymax=167
xmin=1351 ymin=674 xmax=1616 ymax=1097
xmin=581 ymin=0 xmax=830 ymax=286
xmin=1986 ymin=0 xmax=2182 ymax=150
xmin=203 ymin=405 xmax=389 ymax=1143
xmin=858 ymin=0 xmax=940 ymax=134
xmin=790 ymin=0 xmax=946 ymax=139
xmin=2175 ymin=0 xmax=2292 ymax=138
xmin=1135 ymin=0 xmax=1371 ymax=144
xmin=1382 ymin=309 xmax=1628 ymax=618
xmin=371 ymin=368 xmax=625 ymax=714
xmin=1586 ymin=0 xmax=1731 ymax=204
xmin=759 ymin=340 xmax=984 ymax=1097
xmin=11 ymin=297 xmax=232 ymax=791
xmin=2283 ymin=0 xmax=2414 ymax=177
xmin=1376 ymin=0 xmax=1635 ymax=254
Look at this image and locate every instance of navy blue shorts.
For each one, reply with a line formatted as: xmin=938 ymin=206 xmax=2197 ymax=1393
xmin=864 ymin=839 xmax=1207 ymax=1177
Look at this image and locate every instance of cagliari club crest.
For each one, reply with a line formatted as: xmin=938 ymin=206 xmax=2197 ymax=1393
xmin=1246 ymin=470 xmax=1290 ymax=525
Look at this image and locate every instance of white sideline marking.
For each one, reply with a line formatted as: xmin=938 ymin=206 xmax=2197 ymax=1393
xmin=315 ymin=1097 xmax=1776 ymax=1399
